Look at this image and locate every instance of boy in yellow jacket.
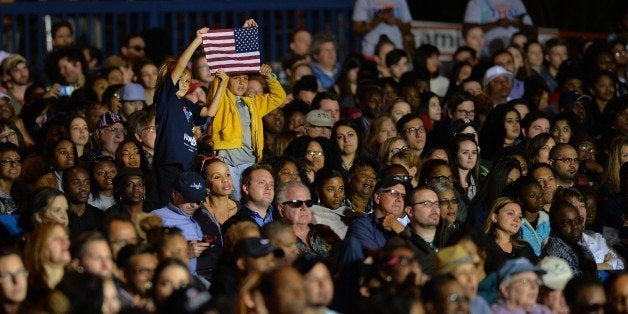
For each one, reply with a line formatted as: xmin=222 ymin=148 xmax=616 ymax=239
xmin=207 ymin=20 xmax=287 ymax=200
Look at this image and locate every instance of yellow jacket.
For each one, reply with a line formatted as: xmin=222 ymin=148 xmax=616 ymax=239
xmin=210 ymin=75 xmax=286 ymax=159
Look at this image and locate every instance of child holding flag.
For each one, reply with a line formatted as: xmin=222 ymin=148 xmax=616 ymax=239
xmin=207 ymin=20 xmax=287 ymax=201
xmin=151 ymin=26 xmax=219 ymax=208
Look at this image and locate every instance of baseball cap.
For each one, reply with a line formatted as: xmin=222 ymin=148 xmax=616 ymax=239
xmin=97 ymin=112 xmax=123 ymax=129
xmin=558 ymin=91 xmax=592 ymax=109
xmin=305 ymin=110 xmax=333 ymax=128
xmin=0 ymin=92 xmax=11 ymax=101
xmin=483 ymin=65 xmax=514 ymax=87
xmin=1 ymin=54 xmax=26 ymax=75
xmin=538 ymin=256 xmax=573 ymax=290
xmin=497 ymin=257 xmax=546 ymax=285
xmin=113 ymin=167 xmax=144 ymax=190
xmin=373 ymin=175 xmax=411 ymax=195
xmin=435 ymin=244 xmax=474 ymax=275
xmin=234 ymin=237 xmax=284 ymax=258
xmin=172 ymin=172 xmax=206 ymax=203
xmin=120 ymin=83 xmax=145 ymax=102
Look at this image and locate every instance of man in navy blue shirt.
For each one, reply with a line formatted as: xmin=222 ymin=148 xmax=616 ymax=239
xmin=222 ymin=164 xmax=280 ymax=233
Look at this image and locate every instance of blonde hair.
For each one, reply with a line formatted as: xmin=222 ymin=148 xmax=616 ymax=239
xmin=155 ymin=59 xmax=191 ymax=90
xmin=224 ymin=221 xmax=261 ymax=252
xmin=365 ymin=116 xmax=396 ymax=155
xmin=391 ymin=148 xmax=422 ymax=174
xmin=25 ymin=223 xmax=69 ymax=290
xmin=378 ymin=136 xmax=406 ymax=166
xmin=483 ymin=197 xmax=525 ymax=249
xmin=601 ymin=136 xmax=628 ymax=192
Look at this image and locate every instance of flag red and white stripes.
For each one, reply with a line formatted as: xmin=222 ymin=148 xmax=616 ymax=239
xmin=201 ymin=27 xmax=261 ymax=75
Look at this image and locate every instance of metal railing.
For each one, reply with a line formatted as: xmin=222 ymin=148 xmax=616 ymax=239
xmin=0 ymin=0 xmax=356 ymax=65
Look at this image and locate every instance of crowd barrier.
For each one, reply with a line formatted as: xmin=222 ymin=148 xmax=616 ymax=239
xmin=0 ymin=1 xmax=609 ymax=65
xmin=0 ymin=0 xmax=356 ymax=64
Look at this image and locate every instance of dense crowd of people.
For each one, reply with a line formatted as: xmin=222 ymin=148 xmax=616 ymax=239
xmin=0 ymin=1 xmax=627 ymax=313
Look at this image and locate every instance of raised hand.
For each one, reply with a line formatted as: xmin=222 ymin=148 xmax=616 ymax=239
xmin=259 ymin=64 xmax=272 ymax=79
xmin=196 ymin=27 xmax=210 ymax=39
xmin=215 ymin=69 xmax=228 ymax=84
xmin=243 ymin=19 xmax=258 ymax=28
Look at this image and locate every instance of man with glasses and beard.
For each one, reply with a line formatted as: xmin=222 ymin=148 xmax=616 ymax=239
xmin=387 ymin=185 xmax=445 ymax=275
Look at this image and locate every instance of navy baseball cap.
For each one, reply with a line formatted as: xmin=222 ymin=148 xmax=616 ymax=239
xmin=172 ymin=172 xmax=206 ymax=203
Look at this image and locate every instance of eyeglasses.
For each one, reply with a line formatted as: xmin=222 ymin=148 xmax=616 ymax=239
xmin=385 ymin=255 xmax=417 ymax=267
xmin=0 ymin=269 xmax=28 ymax=282
xmin=390 ymin=146 xmax=409 ymax=155
xmin=197 ymin=155 xmax=224 ymax=173
xmin=557 ymin=216 xmax=584 ymax=228
xmin=577 ymin=145 xmax=597 ymax=154
xmin=380 ymin=189 xmax=406 ymax=199
xmin=142 ymin=125 xmax=157 ymax=133
xmin=92 ymin=155 xmax=114 ymax=163
xmin=455 ymin=109 xmax=475 ymax=117
xmin=281 ymin=199 xmax=314 ymax=208
xmin=279 ymin=170 xmax=300 ymax=178
xmin=113 ymin=93 xmax=121 ymax=100
xmin=446 ymin=293 xmax=470 ymax=304
xmin=439 ymin=198 xmax=459 ymax=207
xmin=403 ymin=126 xmax=426 ymax=135
xmin=553 ymin=157 xmax=581 ymax=164
xmin=306 ymin=150 xmax=324 ymax=157
xmin=0 ymin=159 xmax=21 ymax=167
xmin=392 ymin=175 xmax=413 ymax=182
xmin=413 ymin=200 xmax=440 ymax=207
xmin=509 ymin=277 xmax=542 ymax=286
xmin=427 ymin=175 xmax=454 ymax=183
xmin=130 ymin=45 xmax=145 ymax=52
xmin=0 ymin=131 xmax=17 ymax=141
xmin=102 ymin=126 xmax=127 ymax=135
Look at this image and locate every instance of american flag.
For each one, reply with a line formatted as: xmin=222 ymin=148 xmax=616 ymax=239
xmin=201 ymin=27 xmax=261 ymax=75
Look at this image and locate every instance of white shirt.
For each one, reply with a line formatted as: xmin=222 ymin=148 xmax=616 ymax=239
xmin=352 ymin=0 xmax=412 ymax=56
xmin=582 ymin=230 xmax=625 ymax=270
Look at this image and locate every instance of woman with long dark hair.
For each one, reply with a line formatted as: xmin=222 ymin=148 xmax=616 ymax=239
xmin=525 ymin=133 xmax=555 ymax=165
xmin=449 ymin=133 xmax=480 ymax=201
xmin=283 ymin=136 xmax=341 ymax=174
xmin=417 ymin=91 xmax=441 ymax=132
xmin=466 ymin=157 xmax=522 ymax=228
xmin=332 ymin=119 xmax=364 ymax=177
xmin=478 ymin=104 xmax=521 ymax=163
xmin=413 ymin=44 xmax=449 ymax=97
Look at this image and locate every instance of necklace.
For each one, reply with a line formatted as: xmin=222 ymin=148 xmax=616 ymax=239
xmin=206 ymin=199 xmax=236 ymax=223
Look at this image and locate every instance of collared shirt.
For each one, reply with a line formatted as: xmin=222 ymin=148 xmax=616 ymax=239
xmin=245 ymin=204 xmax=274 ymax=227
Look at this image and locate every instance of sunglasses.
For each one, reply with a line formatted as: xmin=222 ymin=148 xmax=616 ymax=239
xmin=281 ymin=200 xmax=314 ymax=208
xmin=197 ymin=155 xmax=224 ymax=173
